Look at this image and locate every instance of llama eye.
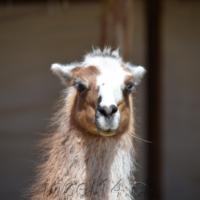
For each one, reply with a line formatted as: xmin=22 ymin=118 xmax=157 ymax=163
xmin=75 ymin=83 xmax=86 ymax=93
xmin=125 ymin=83 xmax=134 ymax=93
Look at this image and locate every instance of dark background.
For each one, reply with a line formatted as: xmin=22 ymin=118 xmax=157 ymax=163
xmin=0 ymin=0 xmax=200 ymax=199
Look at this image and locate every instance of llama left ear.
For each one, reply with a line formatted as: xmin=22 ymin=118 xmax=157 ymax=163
xmin=51 ymin=63 xmax=80 ymax=86
xmin=125 ymin=63 xmax=146 ymax=85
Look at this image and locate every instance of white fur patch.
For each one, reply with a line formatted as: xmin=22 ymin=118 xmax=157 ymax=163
xmin=83 ymin=56 xmax=131 ymax=106
xmin=83 ymin=56 xmax=131 ymax=132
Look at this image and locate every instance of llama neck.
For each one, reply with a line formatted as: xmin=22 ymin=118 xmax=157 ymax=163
xmin=33 ymin=127 xmax=136 ymax=200
xmin=83 ymin=134 xmax=135 ymax=200
xmin=47 ymin=129 xmax=136 ymax=200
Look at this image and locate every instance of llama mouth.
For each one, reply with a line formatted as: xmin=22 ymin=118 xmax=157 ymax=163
xmin=99 ymin=129 xmax=116 ymax=137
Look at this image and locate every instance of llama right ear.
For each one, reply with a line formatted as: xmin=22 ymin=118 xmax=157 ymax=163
xmin=51 ymin=63 xmax=81 ymax=86
xmin=125 ymin=63 xmax=146 ymax=85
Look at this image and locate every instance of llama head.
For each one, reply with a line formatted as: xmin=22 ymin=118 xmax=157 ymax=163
xmin=51 ymin=48 xmax=146 ymax=137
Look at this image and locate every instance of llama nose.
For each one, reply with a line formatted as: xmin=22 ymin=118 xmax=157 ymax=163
xmin=98 ymin=105 xmax=118 ymax=118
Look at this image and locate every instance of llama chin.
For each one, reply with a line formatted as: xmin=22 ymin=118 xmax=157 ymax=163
xmin=29 ymin=47 xmax=146 ymax=200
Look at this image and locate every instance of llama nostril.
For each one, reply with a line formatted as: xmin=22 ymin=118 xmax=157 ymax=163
xmin=98 ymin=106 xmax=108 ymax=117
xmin=110 ymin=105 xmax=118 ymax=115
xmin=98 ymin=105 xmax=118 ymax=118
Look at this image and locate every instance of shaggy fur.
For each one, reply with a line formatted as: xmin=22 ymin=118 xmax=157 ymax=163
xmin=28 ymin=48 xmax=145 ymax=200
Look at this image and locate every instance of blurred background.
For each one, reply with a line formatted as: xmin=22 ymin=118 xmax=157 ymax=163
xmin=0 ymin=0 xmax=200 ymax=199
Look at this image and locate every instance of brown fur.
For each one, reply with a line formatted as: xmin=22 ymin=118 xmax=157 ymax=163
xmin=70 ymin=66 xmax=101 ymax=136
xmin=121 ymin=62 xmax=132 ymax=74
xmin=124 ymin=75 xmax=134 ymax=85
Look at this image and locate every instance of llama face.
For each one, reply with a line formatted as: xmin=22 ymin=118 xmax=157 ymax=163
xmin=83 ymin=56 xmax=133 ymax=136
xmin=51 ymin=48 xmax=146 ymax=137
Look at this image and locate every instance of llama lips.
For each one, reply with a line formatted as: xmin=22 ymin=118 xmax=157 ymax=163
xmin=99 ymin=129 xmax=116 ymax=137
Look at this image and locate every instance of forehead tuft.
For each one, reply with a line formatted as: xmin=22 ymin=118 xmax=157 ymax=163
xmin=85 ymin=47 xmax=121 ymax=60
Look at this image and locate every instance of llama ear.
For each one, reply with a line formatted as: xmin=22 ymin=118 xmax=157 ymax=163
xmin=51 ymin=63 xmax=81 ymax=86
xmin=126 ymin=63 xmax=146 ymax=85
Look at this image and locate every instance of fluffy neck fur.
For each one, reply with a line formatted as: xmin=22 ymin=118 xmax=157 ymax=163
xmin=30 ymin=89 xmax=137 ymax=200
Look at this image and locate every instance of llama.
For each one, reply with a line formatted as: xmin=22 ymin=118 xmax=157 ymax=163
xmin=30 ymin=47 xmax=145 ymax=200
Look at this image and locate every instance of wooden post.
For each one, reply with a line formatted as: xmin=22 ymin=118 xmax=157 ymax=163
xmin=145 ymin=0 xmax=163 ymax=200
xmin=100 ymin=0 xmax=134 ymax=61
